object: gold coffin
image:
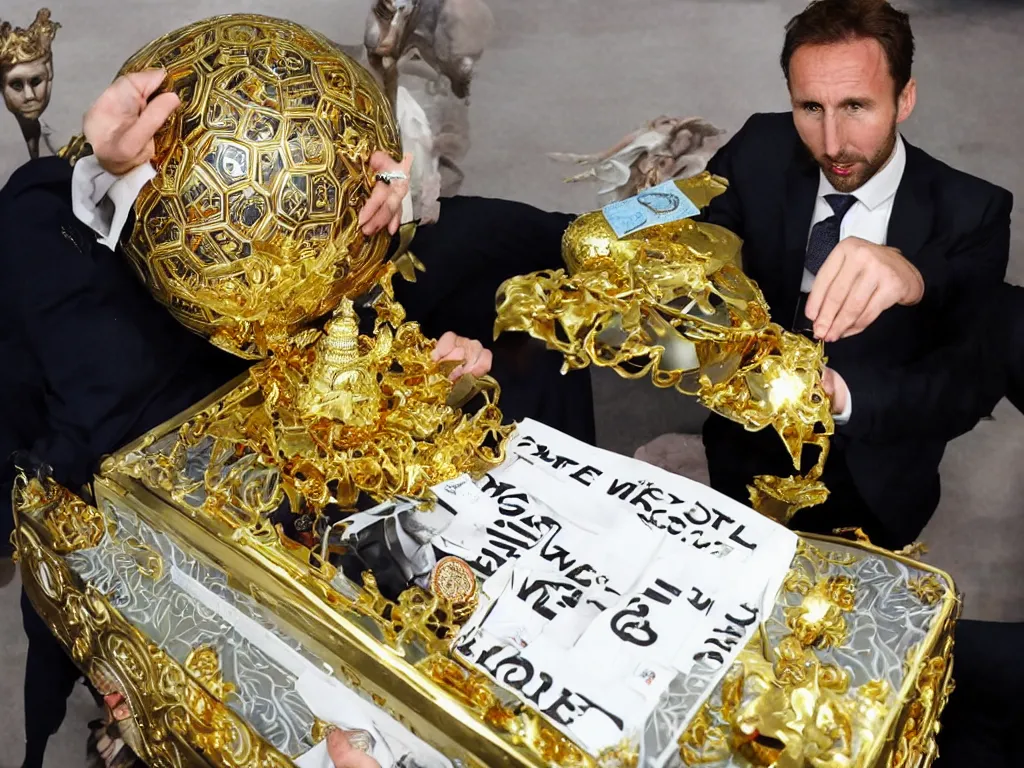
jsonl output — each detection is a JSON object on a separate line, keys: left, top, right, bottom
{"left": 13, "top": 379, "right": 958, "bottom": 768}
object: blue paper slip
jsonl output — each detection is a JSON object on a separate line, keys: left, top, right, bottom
{"left": 601, "top": 180, "right": 701, "bottom": 238}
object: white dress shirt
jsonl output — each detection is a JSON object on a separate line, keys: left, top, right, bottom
{"left": 800, "top": 134, "right": 907, "bottom": 425}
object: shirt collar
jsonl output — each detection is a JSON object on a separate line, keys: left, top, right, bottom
{"left": 817, "top": 134, "right": 906, "bottom": 211}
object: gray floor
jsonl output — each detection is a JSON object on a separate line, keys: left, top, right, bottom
{"left": 1, "top": 0, "right": 1023, "bottom": 764}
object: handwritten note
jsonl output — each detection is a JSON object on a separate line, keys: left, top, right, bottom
{"left": 602, "top": 180, "right": 701, "bottom": 238}
{"left": 431, "top": 420, "right": 797, "bottom": 765}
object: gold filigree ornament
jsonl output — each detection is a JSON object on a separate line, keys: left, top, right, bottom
{"left": 108, "top": 263, "right": 510, "bottom": 521}
{"left": 494, "top": 173, "right": 833, "bottom": 524}
{"left": 784, "top": 575, "right": 857, "bottom": 650}
{"left": 13, "top": 474, "right": 106, "bottom": 555}
{"left": 0, "top": 8, "right": 59, "bottom": 68}
{"left": 889, "top": 633, "right": 957, "bottom": 768}
{"left": 417, "top": 654, "right": 597, "bottom": 768}
{"left": 907, "top": 575, "right": 944, "bottom": 607}
{"left": 679, "top": 644, "right": 891, "bottom": 768}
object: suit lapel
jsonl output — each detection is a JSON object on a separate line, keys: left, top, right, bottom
{"left": 780, "top": 147, "right": 819, "bottom": 320}
{"left": 886, "top": 142, "right": 933, "bottom": 261}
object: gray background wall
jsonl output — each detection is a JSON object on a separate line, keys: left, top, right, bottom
{"left": 1, "top": 1, "right": 1021, "bottom": 764}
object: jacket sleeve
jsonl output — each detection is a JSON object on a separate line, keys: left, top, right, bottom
{"left": 916, "top": 187, "right": 1012, "bottom": 311}
{"left": 838, "top": 186, "right": 1012, "bottom": 443}
{"left": 0, "top": 198, "right": 156, "bottom": 489}
{"left": 700, "top": 115, "right": 759, "bottom": 239}
{"left": 838, "top": 285, "right": 1010, "bottom": 444}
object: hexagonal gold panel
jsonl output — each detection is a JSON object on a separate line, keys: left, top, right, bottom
{"left": 117, "top": 14, "right": 400, "bottom": 358}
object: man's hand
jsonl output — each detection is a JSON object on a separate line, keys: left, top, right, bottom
{"left": 358, "top": 151, "right": 413, "bottom": 236}
{"left": 326, "top": 730, "right": 379, "bottom": 768}
{"left": 821, "top": 367, "right": 850, "bottom": 416}
{"left": 84, "top": 69, "right": 180, "bottom": 176}
{"left": 805, "top": 236, "right": 925, "bottom": 342}
{"left": 432, "top": 331, "right": 493, "bottom": 380}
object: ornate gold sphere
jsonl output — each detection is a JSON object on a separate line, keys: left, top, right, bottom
{"left": 118, "top": 14, "right": 401, "bottom": 358}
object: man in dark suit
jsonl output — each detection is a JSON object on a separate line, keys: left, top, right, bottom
{"left": 699, "top": 0, "right": 1013, "bottom": 549}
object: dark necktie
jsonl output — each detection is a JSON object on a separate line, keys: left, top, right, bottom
{"left": 805, "top": 193, "right": 857, "bottom": 275}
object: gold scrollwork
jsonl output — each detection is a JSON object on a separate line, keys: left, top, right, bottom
{"left": 907, "top": 575, "right": 944, "bottom": 607}
{"left": 679, "top": 537, "right": 957, "bottom": 768}
{"left": 15, "top": 475, "right": 106, "bottom": 554}
{"left": 784, "top": 575, "right": 857, "bottom": 650}
{"left": 13, "top": 522, "right": 291, "bottom": 768}
{"left": 123, "top": 536, "right": 165, "bottom": 581}
{"left": 418, "top": 655, "right": 595, "bottom": 768}
{"left": 888, "top": 629, "right": 957, "bottom": 768}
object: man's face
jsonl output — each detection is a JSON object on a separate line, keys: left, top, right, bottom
{"left": 2, "top": 57, "right": 53, "bottom": 120}
{"left": 789, "top": 37, "right": 915, "bottom": 192}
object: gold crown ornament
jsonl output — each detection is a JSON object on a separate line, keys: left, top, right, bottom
{"left": 113, "top": 14, "right": 402, "bottom": 358}
{"left": 0, "top": 9, "right": 59, "bottom": 69}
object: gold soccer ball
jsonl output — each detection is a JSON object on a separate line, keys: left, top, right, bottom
{"left": 118, "top": 14, "right": 401, "bottom": 358}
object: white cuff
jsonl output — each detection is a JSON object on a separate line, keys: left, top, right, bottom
{"left": 71, "top": 155, "right": 156, "bottom": 250}
{"left": 400, "top": 184, "right": 414, "bottom": 225}
{"left": 834, "top": 391, "right": 853, "bottom": 425}
{"left": 72, "top": 150, "right": 413, "bottom": 251}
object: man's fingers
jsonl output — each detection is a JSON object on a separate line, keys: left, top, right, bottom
{"left": 368, "top": 149, "right": 398, "bottom": 172}
{"left": 446, "top": 346, "right": 471, "bottom": 380}
{"left": 822, "top": 274, "right": 877, "bottom": 342}
{"left": 804, "top": 245, "right": 846, "bottom": 321}
{"left": 358, "top": 181, "right": 393, "bottom": 230}
{"left": 432, "top": 331, "right": 458, "bottom": 361}
{"left": 432, "top": 334, "right": 492, "bottom": 380}
{"left": 368, "top": 149, "right": 412, "bottom": 174}
{"left": 124, "top": 69, "right": 169, "bottom": 100}
{"left": 443, "top": 347, "right": 468, "bottom": 364}
{"left": 820, "top": 367, "right": 836, "bottom": 397}
{"left": 452, "top": 343, "right": 492, "bottom": 380}
{"left": 127, "top": 143, "right": 156, "bottom": 171}
{"left": 121, "top": 91, "right": 180, "bottom": 154}
{"left": 812, "top": 262, "right": 861, "bottom": 340}
{"left": 841, "top": 290, "right": 890, "bottom": 339}
{"left": 360, "top": 151, "right": 412, "bottom": 234}
{"left": 358, "top": 181, "right": 390, "bottom": 224}
{"left": 362, "top": 151, "right": 412, "bottom": 233}
{"left": 469, "top": 348, "right": 493, "bottom": 377}
{"left": 458, "top": 340, "right": 482, "bottom": 373}
{"left": 325, "top": 730, "right": 379, "bottom": 768}
{"left": 145, "top": 91, "right": 181, "bottom": 123}
{"left": 363, "top": 196, "right": 398, "bottom": 235}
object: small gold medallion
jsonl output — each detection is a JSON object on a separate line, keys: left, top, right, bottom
{"left": 430, "top": 556, "right": 478, "bottom": 621}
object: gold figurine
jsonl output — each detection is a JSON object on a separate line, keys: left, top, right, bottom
{"left": 298, "top": 298, "right": 383, "bottom": 425}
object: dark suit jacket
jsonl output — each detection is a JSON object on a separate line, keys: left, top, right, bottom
{"left": 701, "top": 112, "right": 1012, "bottom": 543}
{"left": 0, "top": 157, "right": 247, "bottom": 508}
{"left": 1003, "top": 283, "right": 1024, "bottom": 414}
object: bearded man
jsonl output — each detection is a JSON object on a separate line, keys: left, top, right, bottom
{"left": 698, "top": 0, "right": 1013, "bottom": 549}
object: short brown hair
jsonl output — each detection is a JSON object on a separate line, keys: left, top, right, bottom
{"left": 781, "top": 0, "right": 915, "bottom": 95}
